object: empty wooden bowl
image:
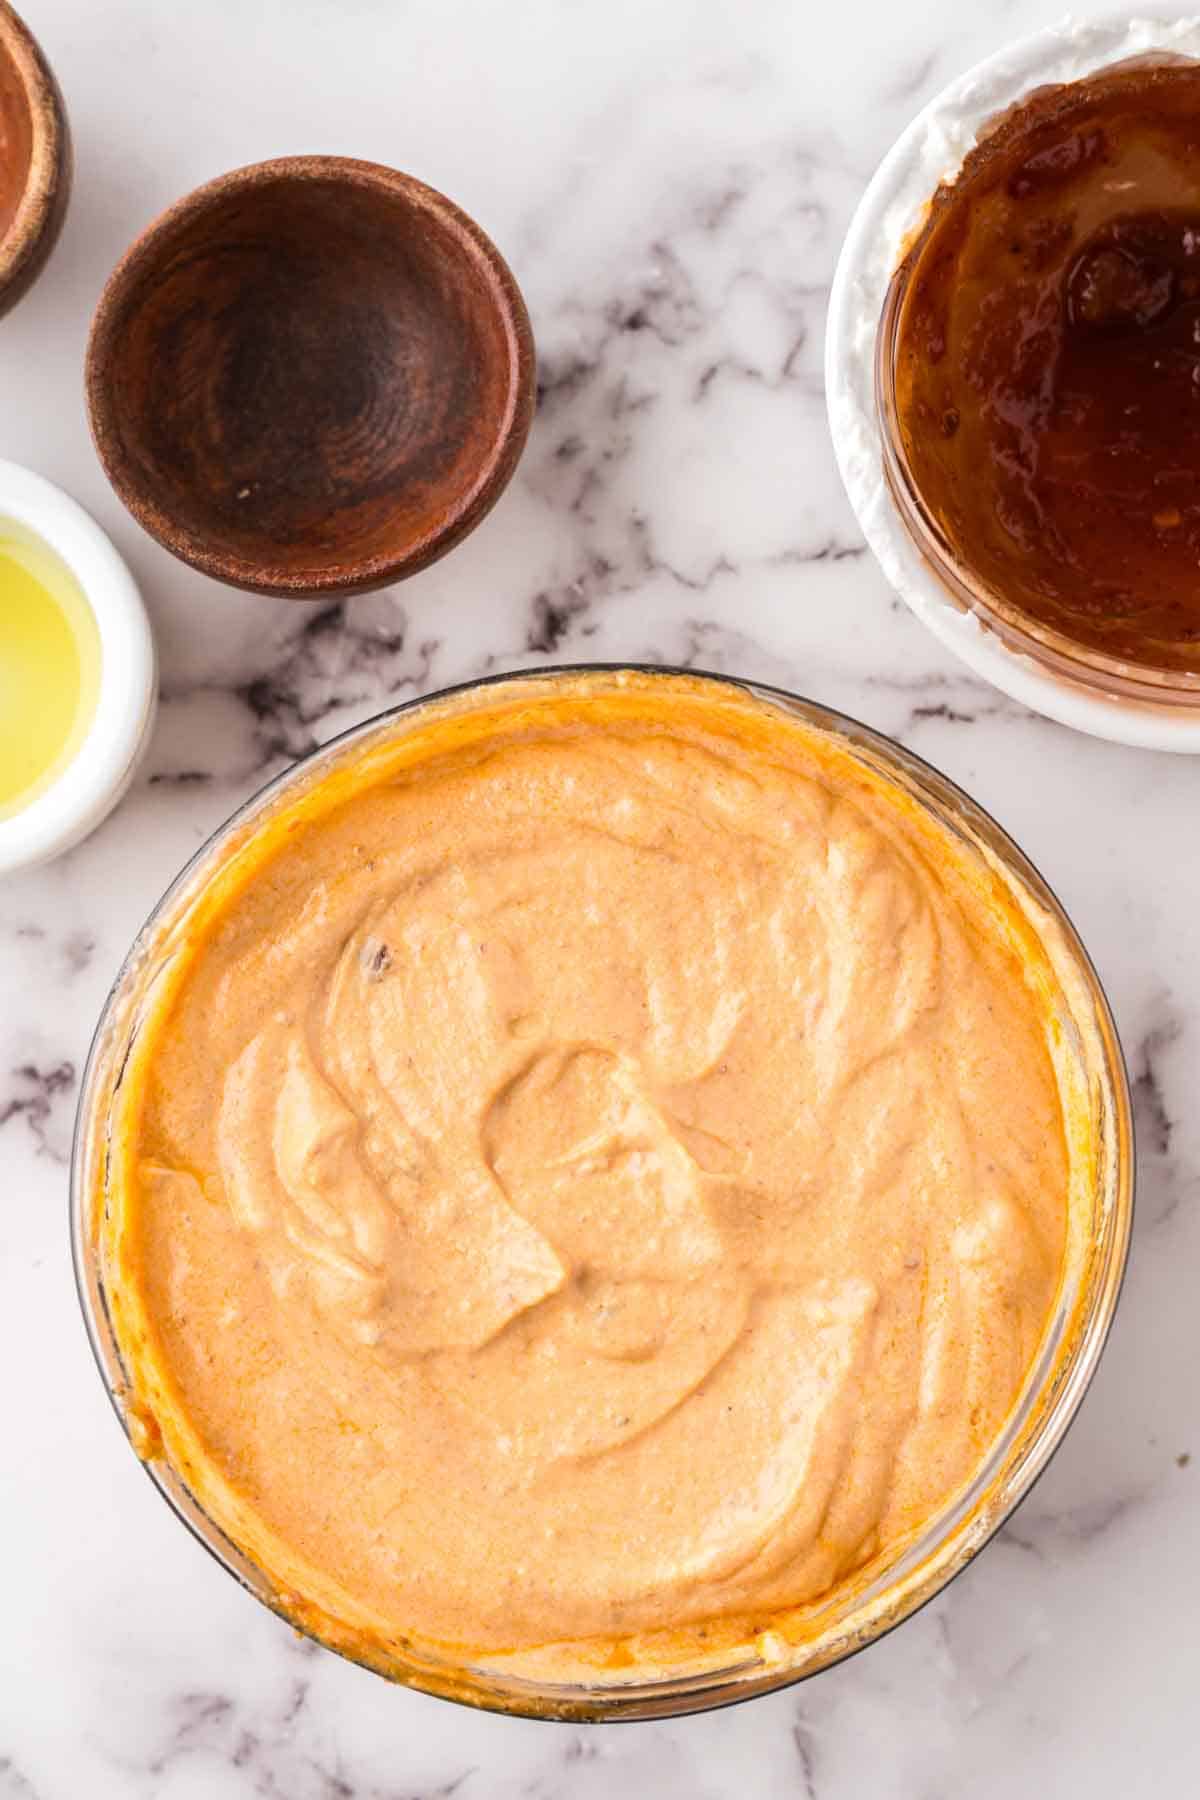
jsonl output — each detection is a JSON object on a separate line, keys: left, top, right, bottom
{"left": 0, "top": 1, "right": 70, "bottom": 319}
{"left": 86, "top": 157, "right": 536, "bottom": 596}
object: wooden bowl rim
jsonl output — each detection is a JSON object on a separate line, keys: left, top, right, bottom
{"left": 0, "top": 1, "right": 69, "bottom": 298}
{"left": 85, "top": 155, "right": 537, "bottom": 596}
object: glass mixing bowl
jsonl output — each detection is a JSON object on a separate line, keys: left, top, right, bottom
{"left": 71, "top": 665, "right": 1133, "bottom": 1721}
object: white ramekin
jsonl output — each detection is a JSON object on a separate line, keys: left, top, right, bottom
{"left": 826, "top": 14, "right": 1200, "bottom": 753}
{"left": 0, "top": 460, "right": 155, "bottom": 873}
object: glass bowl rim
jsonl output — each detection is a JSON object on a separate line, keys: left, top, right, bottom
{"left": 70, "top": 660, "right": 1135, "bottom": 1722}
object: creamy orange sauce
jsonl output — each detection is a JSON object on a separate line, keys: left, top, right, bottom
{"left": 106, "top": 674, "right": 1069, "bottom": 1674}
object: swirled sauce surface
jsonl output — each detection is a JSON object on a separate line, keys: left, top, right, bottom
{"left": 110, "top": 675, "right": 1068, "bottom": 1668}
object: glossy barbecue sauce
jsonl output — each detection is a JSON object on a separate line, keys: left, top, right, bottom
{"left": 892, "top": 62, "right": 1200, "bottom": 675}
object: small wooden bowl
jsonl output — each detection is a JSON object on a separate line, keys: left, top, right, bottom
{"left": 86, "top": 158, "right": 535, "bottom": 597}
{"left": 0, "top": 1, "right": 71, "bottom": 319}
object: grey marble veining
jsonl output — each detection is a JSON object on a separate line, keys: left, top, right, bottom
{"left": 1, "top": 1, "right": 1197, "bottom": 1795}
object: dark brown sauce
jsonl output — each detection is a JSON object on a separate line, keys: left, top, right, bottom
{"left": 893, "top": 62, "right": 1200, "bottom": 675}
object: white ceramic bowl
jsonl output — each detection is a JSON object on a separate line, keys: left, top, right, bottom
{"left": 826, "top": 14, "right": 1200, "bottom": 753}
{"left": 0, "top": 460, "right": 155, "bottom": 873}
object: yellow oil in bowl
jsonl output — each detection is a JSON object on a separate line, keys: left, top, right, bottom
{"left": 0, "top": 527, "right": 102, "bottom": 819}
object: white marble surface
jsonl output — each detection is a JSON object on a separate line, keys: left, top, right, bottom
{"left": 1, "top": 1, "right": 1196, "bottom": 1794}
